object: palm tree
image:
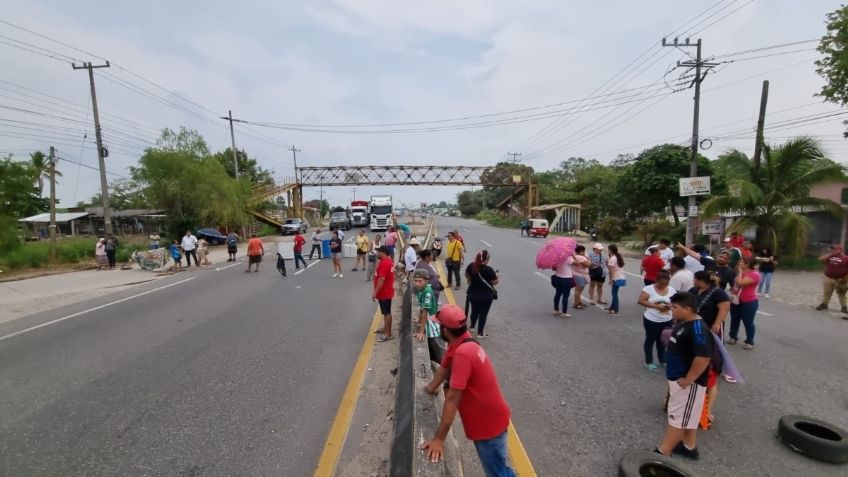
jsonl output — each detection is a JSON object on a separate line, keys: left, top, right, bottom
{"left": 29, "top": 150, "right": 61, "bottom": 196}
{"left": 701, "top": 137, "right": 846, "bottom": 257}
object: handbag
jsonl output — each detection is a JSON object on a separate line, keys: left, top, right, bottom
{"left": 614, "top": 278, "right": 627, "bottom": 287}
{"left": 478, "top": 271, "right": 499, "bottom": 300}
{"left": 589, "top": 265, "right": 604, "bottom": 280}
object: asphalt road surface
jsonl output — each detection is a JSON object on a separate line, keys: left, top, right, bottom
{"left": 436, "top": 217, "right": 848, "bottom": 477}
{"left": 0, "top": 252, "right": 377, "bottom": 476}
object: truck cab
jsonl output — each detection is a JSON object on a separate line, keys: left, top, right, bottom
{"left": 369, "top": 196, "right": 393, "bottom": 231}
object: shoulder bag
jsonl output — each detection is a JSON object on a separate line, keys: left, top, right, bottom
{"left": 477, "top": 270, "right": 498, "bottom": 300}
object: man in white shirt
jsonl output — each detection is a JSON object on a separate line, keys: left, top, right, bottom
{"left": 669, "top": 256, "right": 695, "bottom": 292}
{"left": 181, "top": 230, "right": 199, "bottom": 268}
{"left": 404, "top": 237, "right": 420, "bottom": 282}
{"left": 644, "top": 238, "right": 675, "bottom": 268}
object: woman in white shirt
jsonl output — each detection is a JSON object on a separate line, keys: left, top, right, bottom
{"left": 606, "top": 244, "right": 626, "bottom": 314}
{"left": 551, "top": 255, "right": 575, "bottom": 318}
{"left": 637, "top": 270, "right": 676, "bottom": 372}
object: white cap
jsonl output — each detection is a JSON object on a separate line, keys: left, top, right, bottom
{"left": 593, "top": 243, "right": 604, "bottom": 249}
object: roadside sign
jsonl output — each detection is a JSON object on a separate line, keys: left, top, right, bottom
{"left": 702, "top": 219, "right": 721, "bottom": 235}
{"left": 688, "top": 205, "right": 699, "bottom": 217}
{"left": 512, "top": 175, "right": 523, "bottom": 184}
{"left": 679, "top": 176, "right": 711, "bottom": 196}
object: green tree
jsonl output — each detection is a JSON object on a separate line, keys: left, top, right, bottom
{"left": 456, "top": 190, "right": 485, "bottom": 217}
{"left": 211, "top": 148, "right": 273, "bottom": 184}
{"left": 816, "top": 5, "right": 848, "bottom": 135}
{"left": 86, "top": 178, "right": 149, "bottom": 210}
{"left": 618, "top": 144, "right": 712, "bottom": 223}
{"left": 131, "top": 129, "right": 248, "bottom": 236}
{"left": 0, "top": 156, "right": 47, "bottom": 218}
{"left": 701, "top": 137, "right": 846, "bottom": 257}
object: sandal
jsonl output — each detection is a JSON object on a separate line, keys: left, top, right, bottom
{"left": 377, "top": 335, "right": 394, "bottom": 342}
{"left": 598, "top": 300, "right": 608, "bottom": 305}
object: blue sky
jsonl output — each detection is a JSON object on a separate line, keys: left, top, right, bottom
{"left": 0, "top": 0, "right": 845, "bottom": 209}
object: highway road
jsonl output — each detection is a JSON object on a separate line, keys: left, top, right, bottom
{"left": 2, "top": 218, "right": 847, "bottom": 476}
{"left": 435, "top": 217, "right": 848, "bottom": 477}
{"left": 0, "top": 254, "right": 377, "bottom": 476}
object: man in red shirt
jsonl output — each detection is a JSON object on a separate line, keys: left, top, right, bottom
{"left": 817, "top": 244, "right": 848, "bottom": 313}
{"left": 641, "top": 247, "right": 666, "bottom": 286}
{"left": 372, "top": 245, "right": 395, "bottom": 342}
{"left": 728, "top": 232, "right": 745, "bottom": 249}
{"left": 293, "top": 231, "right": 307, "bottom": 269}
{"left": 422, "top": 304, "right": 515, "bottom": 477}
{"left": 246, "top": 234, "right": 264, "bottom": 273}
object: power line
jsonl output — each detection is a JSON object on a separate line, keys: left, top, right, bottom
{"left": 710, "top": 39, "right": 820, "bottom": 59}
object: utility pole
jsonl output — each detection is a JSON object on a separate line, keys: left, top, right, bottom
{"left": 289, "top": 145, "right": 302, "bottom": 218}
{"left": 353, "top": 186, "right": 357, "bottom": 202}
{"left": 72, "top": 61, "right": 112, "bottom": 234}
{"left": 219, "top": 109, "right": 245, "bottom": 179}
{"left": 506, "top": 152, "right": 522, "bottom": 217}
{"left": 48, "top": 146, "right": 57, "bottom": 246}
{"left": 752, "top": 80, "right": 770, "bottom": 170}
{"left": 663, "top": 38, "right": 717, "bottom": 245}
{"left": 507, "top": 152, "right": 522, "bottom": 164}
{"left": 289, "top": 144, "right": 301, "bottom": 179}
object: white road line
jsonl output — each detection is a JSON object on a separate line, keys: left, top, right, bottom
{"left": 624, "top": 270, "right": 642, "bottom": 279}
{"left": 0, "top": 277, "right": 197, "bottom": 343}
{"left": 480, "top": 239, "right": 493, "bottom": 248}
{"left": 757, "top": 311, "right": 774, "bottom": 316}
{"left": 295, "top": 259, "right": 322, "bottom": 275}
{"left": 215, "top": 260, "right": 242, "bottom": 271}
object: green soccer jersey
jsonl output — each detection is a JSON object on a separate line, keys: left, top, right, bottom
{"left": 416, "top": 284, "right": 440, "bottom": 338}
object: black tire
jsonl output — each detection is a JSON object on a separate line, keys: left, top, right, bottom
{"left": 777, "top": 415, "right": 848, "bottom": 464}
{"left": 618, "top": 450, "right": 694, "bottom": 477}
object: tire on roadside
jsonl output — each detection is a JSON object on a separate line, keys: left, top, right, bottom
{"left": 618, "top": 450, "right": 695, "bottom": 477}
{"left": 777, "top": 415, "right": 848, "bottom": 464}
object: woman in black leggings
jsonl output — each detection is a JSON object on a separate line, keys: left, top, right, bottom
{"left": 464, "top": 250, "right": 499, "bottom": 338}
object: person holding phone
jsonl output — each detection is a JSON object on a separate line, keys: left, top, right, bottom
{"left": 638, "top": 270, "right": 676, "bottom": 372}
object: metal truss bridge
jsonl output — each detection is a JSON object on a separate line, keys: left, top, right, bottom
{"left": 296, "top": 165, "right": 531, "bottom": 186}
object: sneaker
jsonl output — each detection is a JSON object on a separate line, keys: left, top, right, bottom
{"left": 743, "top": 343, "right": 755, "bottom": 350}
{"left": 726, "top": 338, "right": 738, "bottom": 345}
{"left": 645, "top": 363, "right": 659, "bottom": 372}
{"left": 842, "top": 306, "right": 847, "bottom": 313}
{"left": 454, "top": 286, "right": 460, "bottom": 290}
{"left": 352, "top": 268, "right": 358, "bottom": 272}
{"left": 332, "top": 273, "right": 338, "bottom": 278}
{"left": 476, "top": 332, "right": 488, "bottom": 338}
{"left": 339, "top": 274, "right": 344, "bottom": 278}
{"left": 816, "top": 303, "right": 828, "bottom": 311}
{"left": 672, "top": 442, "right": 700, "bottom": 460}
{"left": 469, "top": 327, "right": 475, "bottom": 332}
{"left": 559, "top": 313, "right": 572, "bottom": 318}
{"left": 723, "top": 374, "right": 737, "bottom": 384}
{"left": 763, "top": 293, "right": 770, "bottom": 298}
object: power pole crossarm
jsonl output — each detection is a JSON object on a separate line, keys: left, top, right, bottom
{"left": 73, "top": 61, "right": 112, "bottom": 234}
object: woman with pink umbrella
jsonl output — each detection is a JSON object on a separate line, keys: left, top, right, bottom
{"left": 537, "top": 237, "right": 577, "bottom": 318}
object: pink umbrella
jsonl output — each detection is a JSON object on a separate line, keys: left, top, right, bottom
{"left": 536, "top": 237, "right": 577, "bottom": 269}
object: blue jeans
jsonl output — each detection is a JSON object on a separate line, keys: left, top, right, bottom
{"left": 552, "top": 276, "right": 574, "bottom": 313}
{"left": 610, "top": 280, "right": 624, "bottom": 312}
{"left": 730, "top": 300, "right": 758, "bottom": 345}
{"left": 293, "top": 253, "right": 307, "bottom": 269}
{"left": 473, "top": 431, "right": 516, "bottom": 477}
{"left": 758, "top": 272, "right": 774, "bottom": 294}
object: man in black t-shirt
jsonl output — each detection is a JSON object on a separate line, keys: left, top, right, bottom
{"left": 714, "top": 251, "right": 736, "bottom": 290}
{"left": 656, "top": 292, "right": 713, "bottom": 460}
{"left": 689, "top": 270, "right": 731, "bottom": 419}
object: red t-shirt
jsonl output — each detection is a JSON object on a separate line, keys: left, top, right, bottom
{"left": 247, "top": 237, "right": 263, "bottom": 256}
{"left": 374, "top": 257, "right": 395, "bottom": 300}
{"left": 440, "top": 333, "right": 511, "bottom": 441}
{"left": 293, "top": 234, "right": 305, "bottom": 253}
{"left": 641, "top": 255, "right": 665, "bottom": 281}
{"left": 825, "top": 254, "right": 848, "bottom": 279}
{"left": 729, "top": 235, "right": 745, "bottom": 248}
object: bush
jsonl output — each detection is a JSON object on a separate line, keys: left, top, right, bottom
{"left": 475, "top": 210, "right": 524, "bottom": 228}
{"left": 0, "top": 236, "right": 149, "bottom": 271}
{"left": 597, "top": 217, "right": 628, "bottom": 242}
{"left": 258, "top": 223, "right": 279, "bottom": 237}
{"left": 0, "top": 215, "right": 23, "bottom": 252}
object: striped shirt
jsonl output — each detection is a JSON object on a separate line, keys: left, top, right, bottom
{"left": 416, "top": 284, "right": 441, "bottom": 338}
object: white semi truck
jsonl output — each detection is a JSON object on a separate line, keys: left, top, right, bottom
{"left": 369, "top": 195, "right": 393, "bottom": 231}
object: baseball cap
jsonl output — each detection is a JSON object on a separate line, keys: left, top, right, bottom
{"left": 434, "top": 304, "right": 467, "bottom": 328}
{"left": 412, "top": 269, "right": 429, "bottom": 280}
{"left": 593, "top": 243, "right": 604, "bottom": 249}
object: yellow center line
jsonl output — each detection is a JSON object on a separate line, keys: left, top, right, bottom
{"left": 435, "top": 258, "right": 537, "bottom": 477}
{"left": 314, "top": 308, "right": 383, "bottom": 477}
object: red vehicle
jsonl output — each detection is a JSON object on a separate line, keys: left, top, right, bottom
{"left": 528, "top": 219, "right": 549, "bottom": 238}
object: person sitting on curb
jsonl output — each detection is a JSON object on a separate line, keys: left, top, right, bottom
{"left": 422, "top": 304, "right": 516, "bottom": 477}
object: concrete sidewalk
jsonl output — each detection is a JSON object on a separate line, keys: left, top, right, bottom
{"left": 0, "top": 238, "right": 289, "bottom": 325}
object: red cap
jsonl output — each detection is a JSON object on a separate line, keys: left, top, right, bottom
{"left": 434, "top": 304, "right": 467, "bottom": 328}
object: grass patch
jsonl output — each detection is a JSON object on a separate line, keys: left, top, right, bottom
{"left": 258, "top": 223, "right": 279, "bottom": 237}
{"left": 0, "top": 237, "right": 148, "bottom": 271}
{"left": 475, "top": 210, "right": 524, "bottom": 229}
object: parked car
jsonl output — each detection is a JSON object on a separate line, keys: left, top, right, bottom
{"left": 282, "top": 218, "right": 309, "bottom": 235}
{"left": 197, "top": 228, "right": 228, "bottom": 245}
{"left": 329, "top": 212, "right": 352, "bottom": 230}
